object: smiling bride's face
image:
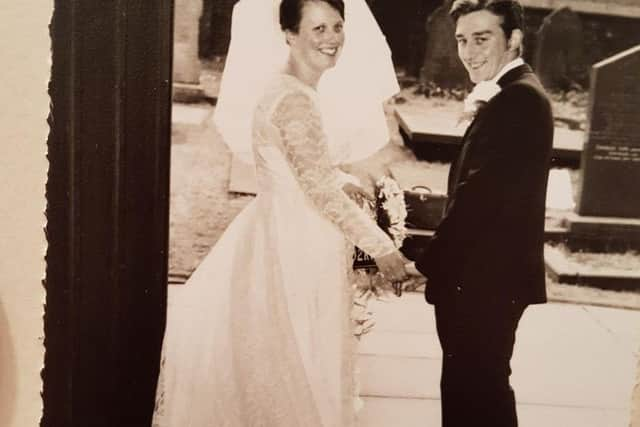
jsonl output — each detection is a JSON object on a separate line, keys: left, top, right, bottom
{"left": 285, "top": 1, "right": 345, "bottom": 77}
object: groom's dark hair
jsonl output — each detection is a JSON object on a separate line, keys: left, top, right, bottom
{"left": 450, "top": 0, "right": 524, "bottom": 40}
{"left": 280, "top": 0, "right": 345, "bottom": 33}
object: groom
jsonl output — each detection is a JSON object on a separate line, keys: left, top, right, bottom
{"left": 413, "top": 0, "right": 553, "bottom": 425}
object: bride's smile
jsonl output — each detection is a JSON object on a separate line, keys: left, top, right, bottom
{"left": 318, "top": 46, "right": 339, "bottom": 56}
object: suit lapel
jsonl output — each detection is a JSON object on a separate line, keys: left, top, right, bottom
{"left": 447, "top": 63, "right": 535, "bottom": 212}
{"left": 447, "top": 64, "right": 532, "bottom": 210}
{"left": 447, "top": 104, "right": 485, "bottom": 205}
{"left": 448, "top": 119, "right": 475, "bottom": 195}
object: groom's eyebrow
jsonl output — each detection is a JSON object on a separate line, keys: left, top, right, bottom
{"left": 471, "top": 30, "right": 492, "bottom": 37}
{"left": 455, "top": 30, "right": 492, "bottom": 39}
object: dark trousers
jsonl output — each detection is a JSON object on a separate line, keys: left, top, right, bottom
{"left": 434, "top": 292, "right": 526, "bottom": 427}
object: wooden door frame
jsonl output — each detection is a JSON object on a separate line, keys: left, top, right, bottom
{"left": 43, "top": 1, "right": 174, "bottom": 425}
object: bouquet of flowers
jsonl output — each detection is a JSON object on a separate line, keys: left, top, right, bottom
{"left": 351, "top": 175, "right": 408, "bottom": 338}
{"left": 351, "top": 175, "right": 408, "bottom": 272}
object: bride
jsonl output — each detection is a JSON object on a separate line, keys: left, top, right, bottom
{"left": 153, "top": 0, "right": 407, "bottom": 425}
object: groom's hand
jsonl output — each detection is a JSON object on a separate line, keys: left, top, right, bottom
{"left": 376, "top": 251, "right": 408, "bottom": 281}
{"left": 391, "top": 262, "right": 426, "bottom": 297}
{"left": 404, "top": 262, "right": 424, "bottom": 278}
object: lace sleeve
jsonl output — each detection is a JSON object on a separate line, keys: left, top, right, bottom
{"left": 272, "top": 90, "right": 396, "bottom": 258}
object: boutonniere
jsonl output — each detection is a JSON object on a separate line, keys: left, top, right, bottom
{"left": 458, "top": 81, "right": 502, "bottom": 125}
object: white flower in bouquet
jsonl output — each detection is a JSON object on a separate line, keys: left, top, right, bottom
{"left": 376, "top": 176, "right": 408, "bottom": 248}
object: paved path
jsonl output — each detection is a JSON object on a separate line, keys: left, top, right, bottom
{"left": 357, "top": 293, "right": 640, "bottom": 427}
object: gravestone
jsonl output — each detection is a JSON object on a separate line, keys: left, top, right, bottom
{"left": 576, "top": 45, "right": 640, "bottom": 218}
{"left": 173, "top": 0, "right": 202, "bottom": 85}
{"left": 533, "top": 7, "right": 588, "bottom": 90}
{"left": 420, "top": 4, "right": 468, "bottom": 88}
{"left": 405, "top": 0, "right": 441, "bottom": 78}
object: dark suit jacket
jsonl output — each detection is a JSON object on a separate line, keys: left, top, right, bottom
{"left": 416, "top": 64, "right": 553, "bottom": 305}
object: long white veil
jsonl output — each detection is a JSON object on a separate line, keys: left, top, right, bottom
{"left": 213, "top": 0, "right": 399, "bottom": 165}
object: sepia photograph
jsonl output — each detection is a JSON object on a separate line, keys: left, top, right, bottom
{"left": 1, "top": 0, "right": 640, "bottom": 426}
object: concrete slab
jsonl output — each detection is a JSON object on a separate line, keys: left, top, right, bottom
{"left": 582, "top": 305, "right": 640, "bottom": 355}
{"left": 395, "top": 107, "right": 584, "bottom": 165}
{"left": 358, "top": 331, "right": 441, "bottom": 359}
{"left": 171, "top": 104, "right": 211, "bottom": 126}
{"left": 358, "top": 397, "right": 441, "bottom": 427}
{"left": 358, "top": 397, "right": 629, "bottom": 427}
{"left": 516, "top": 403, "right": 628, "bottom": 427}
{"left": 513, "top": 303, "right": 635, "bottom": 409}
{"left": 395, "top": 108, "right": 464, "bottom": 145}
{"left": 366, "top": 295, "right": 435, "bottom": 334}
{"left": 358, "top": 354, "right": 441, "bottom": 399}
{"left": 358, "top": 295, "right": 639, "bottom": 426}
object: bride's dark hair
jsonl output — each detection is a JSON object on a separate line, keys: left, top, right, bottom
{"left": 280, "top": 0, "right": 345, "bottom": 33}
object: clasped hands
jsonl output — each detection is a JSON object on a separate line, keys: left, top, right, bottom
{"left": 375, "top": 250, "right": 425, "bottom": 297}
{"left": 343, "top": 180, "right": 425, "bottom": 296}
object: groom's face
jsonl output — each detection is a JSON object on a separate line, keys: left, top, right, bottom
{"left": 455, "top": 10, "right": 513, "bottom": 83}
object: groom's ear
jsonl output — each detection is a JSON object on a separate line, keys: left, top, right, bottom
{"left": 507, "top": 29, "right": 524, "bottom": 54}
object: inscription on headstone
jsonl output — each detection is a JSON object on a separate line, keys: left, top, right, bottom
{"left": 420, "top": 4, "right": 468, "bottom": 88}
{"left": 533, "top": 7, "right": 587, "bottom": 90}
{"left": 577, "top": 45, "right": 640, "bottom": 218}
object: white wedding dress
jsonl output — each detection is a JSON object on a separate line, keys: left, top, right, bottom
{"left": 153, "top": 74, "right": 396, "bottom": 427}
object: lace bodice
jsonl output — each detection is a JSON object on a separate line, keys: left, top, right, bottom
{"left": 252, "top": 74, "right": 396, "bottom": 259}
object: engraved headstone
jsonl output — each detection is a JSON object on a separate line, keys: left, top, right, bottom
{"left": 420, "top": 4, "right": 468, "bottom": 88}
{"left": 577, "top": 45, "right": 640, "bottom": 218}
{"left": 533, "top": 7, "right": 587, "bottom": 90}
{"left": 405, "top": 0, "right": 440, "bottom": 78}
{"left": 173, "top": 0, "right": 203, "bottom": 84}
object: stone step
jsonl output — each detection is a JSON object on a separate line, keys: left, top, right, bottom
{"left": 545, "top": 245, "right": 640, "bottom": 291}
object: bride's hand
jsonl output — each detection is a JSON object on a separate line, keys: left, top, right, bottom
{"left": 375, "top": 250, "right": 409, "bottom": 287}
{"left": 342, "top": 182, "right": 374, "bottom": 207}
